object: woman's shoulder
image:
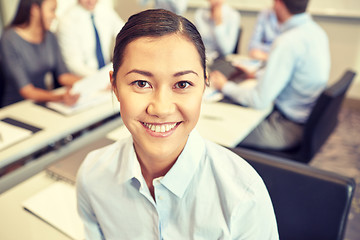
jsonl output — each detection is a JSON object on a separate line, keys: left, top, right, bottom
{"left": 1, "top": 28, "right": 18, "bottom": 43}
{"left": 204, "top": 139, "right": 261, "bottom": 184}
{"left": 78, "top": 137, "right": 131, "bottom": 176}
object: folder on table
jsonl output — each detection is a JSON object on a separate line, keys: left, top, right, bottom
{"left": 0, "top": 117, "right": 42, "bottom": 151}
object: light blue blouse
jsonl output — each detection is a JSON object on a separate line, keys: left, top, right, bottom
{"left": 223, "top": 13, "right": 330, "bottom": 124}
{"left": 76, "top": 130, "right": 278, "bottom": 239}
{"left": 248, "top": 9, "right": 280, "bottom": 53}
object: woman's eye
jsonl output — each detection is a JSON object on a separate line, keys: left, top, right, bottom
{"left": 175, "top": 81, "right": 191, "bottom": 89}
{"left": 133, "top": 80, "right": 150, "bottom": 88}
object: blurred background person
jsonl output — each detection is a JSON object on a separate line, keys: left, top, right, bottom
{"left": 248, "top": 8, "right": 280, "bottom": 61}
{"left": 139, "top": 0, "right": 189, "bottom": 15}
{"left": 210, "top": 0, "right": 330, "bottom": 151}
{"left": 56, "top": 0, "right": 124, "bottom": 77}
{"left": 0, "top": 0, "right": 80, "bottom": 107}
{"left": 194, "top": 0, "right": 241, "bottom": 61}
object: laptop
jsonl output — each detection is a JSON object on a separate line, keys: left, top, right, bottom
{"left": 209, "top": 57, "right": 247, "bottom": 83}
{"left": 46, "top": 137, "right": 114, "bottom": 184}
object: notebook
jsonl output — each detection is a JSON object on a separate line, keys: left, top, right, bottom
{"left": 23, "top": 181, "right": 85, "bottom": 240}
{"left": 23, "top": 137, "right": 115, "bottom": 240}
{"left": 0, "top": 117, "right": 42, "bottom": 151}
{"left": 46, "top": 137, "right": 114, "bottom": 184}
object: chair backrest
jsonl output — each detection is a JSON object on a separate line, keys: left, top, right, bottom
{"left": 297, "top": 70, "right": 356, "bottom": 162}
{"left": 0, "top": 55, "right": 5, "bottom": 107}
{"left": 232, "top": 26, "right": 242, "bottom": 54}
{"left": 231, "top": 147, "right": 356, "bottom": 240}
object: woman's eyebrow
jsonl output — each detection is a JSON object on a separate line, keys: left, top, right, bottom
{"left": 126, "top": 69, "right": 153, "bottom": 77}
{"left": 173, "top": 70, "right": 199, "bottom": 77}
{"left": 126, "top": 69, "right": 199, "bottom": 77}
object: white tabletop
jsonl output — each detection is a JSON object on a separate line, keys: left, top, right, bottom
{"left": 197, "top": 101, "right": 271, "bottom": 147}
{"left": 0, "top": 97, "right": 120, "bottom": 169}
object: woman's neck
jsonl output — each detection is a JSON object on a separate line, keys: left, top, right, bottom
{"left": 135, "top": 149, "right": 179, "bottom": 200}
{"left": 14, "top": 22, "right": 45, "bottom": 44}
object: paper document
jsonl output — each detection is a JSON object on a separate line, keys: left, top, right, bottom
{"left": 0, "top": 121, "right": 33, "bottom": 151}
{"left": 226, "top": 55, "right": 263, "bottom": 72}
{"left": 46, "top": 64, "right": 114, "bottom": 115}
{"left": 22, "top": 181, "right": 85, "bottom": 240}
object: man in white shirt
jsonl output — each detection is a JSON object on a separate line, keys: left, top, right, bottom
{"left": 56, "top": 0, "right": 124, "bottom": 77}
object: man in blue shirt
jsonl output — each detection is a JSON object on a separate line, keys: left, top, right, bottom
{"left": 210, "top": 0, "right": 330, "bottom": 150}
{"left": 248, "top": 8, "right": 280, "bottom": 61}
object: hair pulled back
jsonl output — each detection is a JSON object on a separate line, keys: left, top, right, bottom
{"left": 112, "top": 9, "right": 207, "bottom": 82}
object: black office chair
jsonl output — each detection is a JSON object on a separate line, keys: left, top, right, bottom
{"left": 233, "top": 26, "right": 242, "bottom": 54}
{"left": 231, "top": 147, "right": 356, "bottom": 240}
{"left": 238, "top": 70, "right": 356, "bottom": 163}
{"left": 0, "top": 56, "right": 5, "bottom": 108}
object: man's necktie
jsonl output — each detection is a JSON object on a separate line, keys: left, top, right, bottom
{"left": 91, "top": 14, "right": 105, "bottom": 69}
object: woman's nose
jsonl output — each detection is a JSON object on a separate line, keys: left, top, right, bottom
{"left": 146, "top": 89, "right": 176, "bottom": 118}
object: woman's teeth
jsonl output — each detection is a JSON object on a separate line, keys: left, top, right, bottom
{"left": 143, "top": 123, "right": 177, "bottom": 133}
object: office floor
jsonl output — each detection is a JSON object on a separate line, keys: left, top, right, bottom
{"left": 310, "top": 101, "right": 360, "bottom": 240}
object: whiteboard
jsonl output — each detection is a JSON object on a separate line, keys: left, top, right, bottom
{"left": 188, "top": 0, "right": 360, "bottom": 18}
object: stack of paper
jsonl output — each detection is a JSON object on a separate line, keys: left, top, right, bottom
{"left": 46, "top": 64, "right": 114, "bottom": 115}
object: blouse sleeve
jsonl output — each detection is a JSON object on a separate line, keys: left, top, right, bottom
{"left": 230, "top": 178, "right": 279, "bottom": 239}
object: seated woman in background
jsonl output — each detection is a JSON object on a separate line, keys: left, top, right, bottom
{"left": 0, "top": 0, "right": 80, "bottom": 107}
{"left": 194, "top": 0, "right": 241, "bottom": 60}
{"left": 76, "top": 9, "right": 278, "bottom": 239}
{"left": 248, "top": 8, "right": 280, "bottom": 61}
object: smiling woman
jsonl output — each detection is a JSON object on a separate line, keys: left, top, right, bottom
{"left": 76, "top": 9, "right": 279, "bottom": 240}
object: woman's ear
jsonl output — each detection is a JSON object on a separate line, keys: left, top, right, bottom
{"left": 109, "top": 71, "right": 120, "bottom": 102}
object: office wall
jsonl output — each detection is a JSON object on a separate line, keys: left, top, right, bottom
{"left": 1, "top": 0, "right": 359, "bottom": 99}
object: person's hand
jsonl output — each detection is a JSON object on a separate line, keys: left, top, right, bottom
{"left": 249, "top": 49, "right": 268, "bottom": 61}
{"left": 210, "top": 70, "right": 228, "bottom": 90}
{"left": 233, "top": 64, "right": 256, "bottom": 79}
{"left": 62, "top": 88, "right": 80, "bottom": 106}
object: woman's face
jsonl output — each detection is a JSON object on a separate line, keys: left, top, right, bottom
{"left": 40, "top": 0, "right": 57, "bottom": 30}
{"left": 111, "top": 34, "right": 205, "bottom": 162}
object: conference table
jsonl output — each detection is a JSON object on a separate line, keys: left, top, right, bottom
{"left": 0, "top": 59, "right": 271, "bottom": 239}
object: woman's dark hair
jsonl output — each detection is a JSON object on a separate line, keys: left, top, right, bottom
{"left": 281, "top": 0, "right": 309, "bottom": 14}
{"left": 10, "top": 0, "right": 44, "bottom": 27}
{"left": 112, "top": 9, "right": 207, "bottom": 84}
